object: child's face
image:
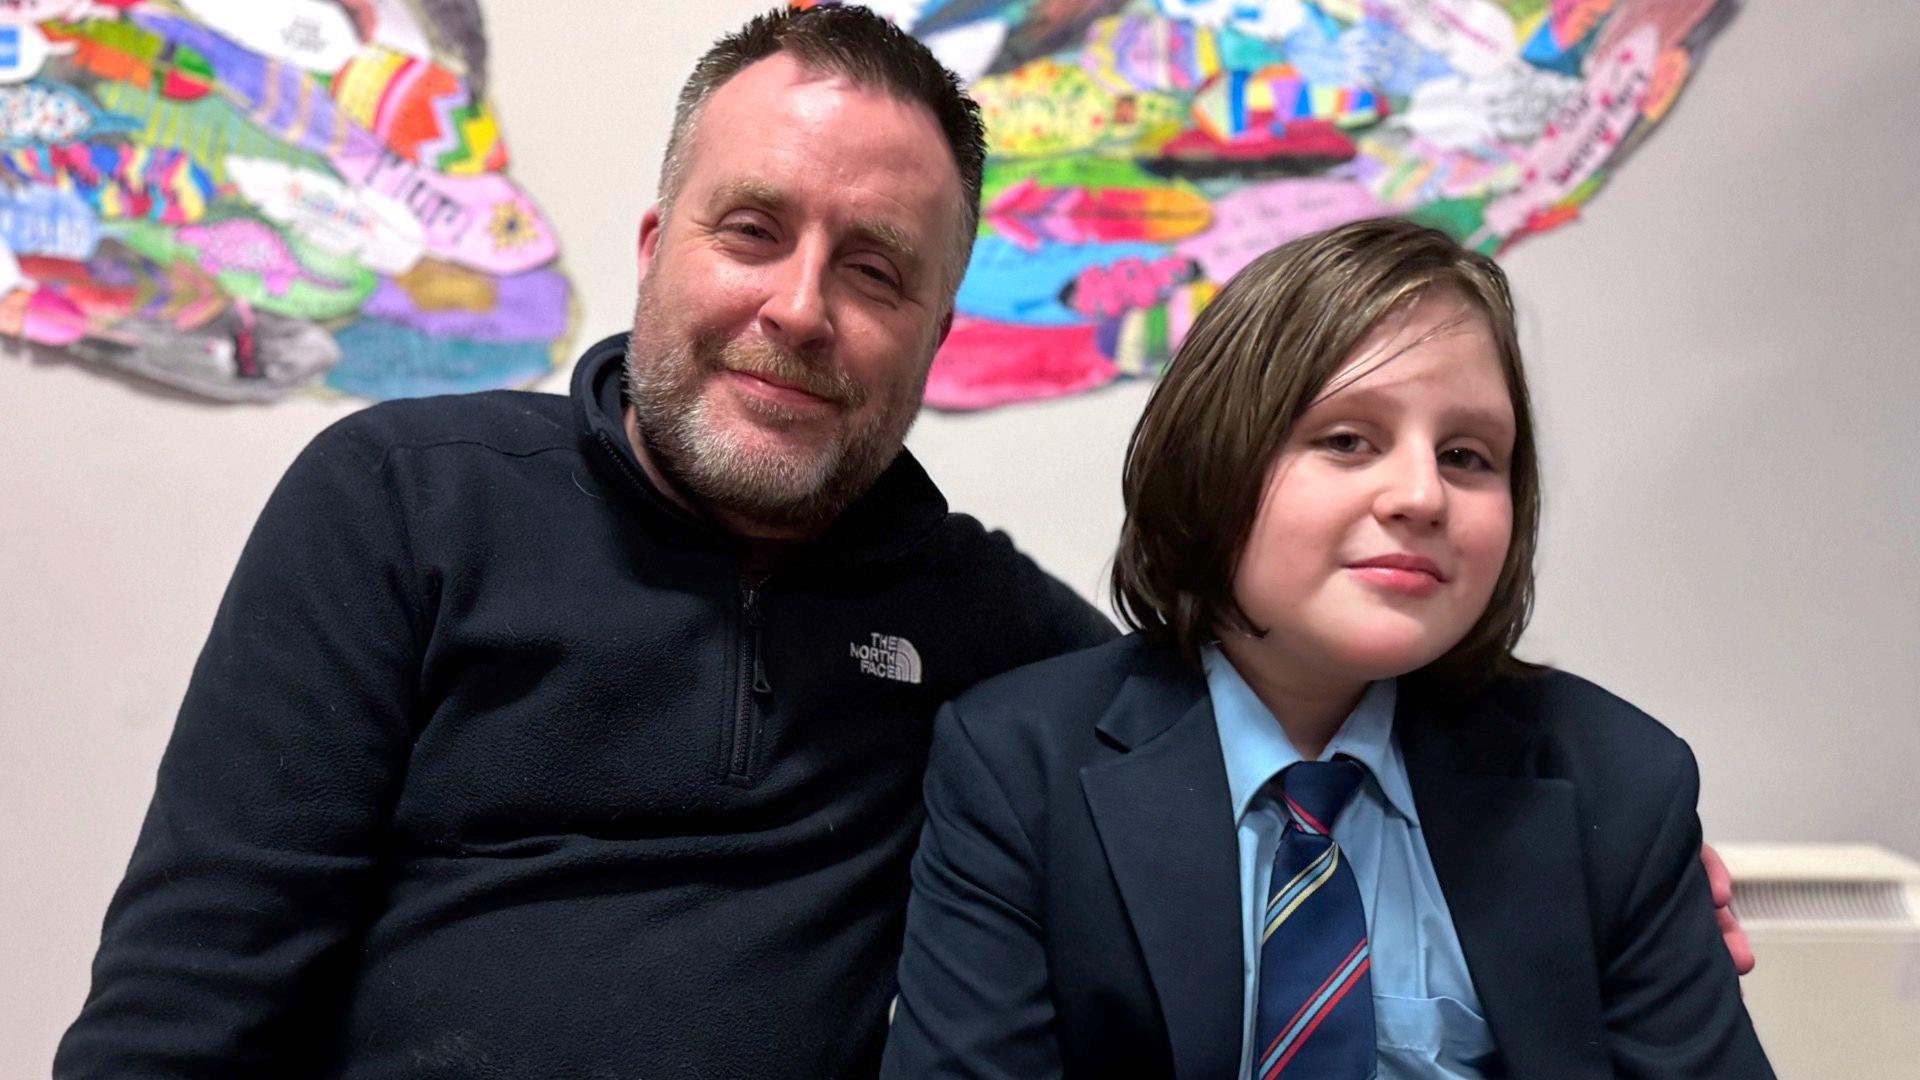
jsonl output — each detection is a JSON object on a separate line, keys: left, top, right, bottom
{"left": 1227, "top": 289, "right": 1516, "bottom": 691}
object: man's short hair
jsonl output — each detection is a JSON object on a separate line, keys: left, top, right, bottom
{"left": 659, "top": 5, "right": 987, "bottom": 294}
{"left": 1110, "top": 217, "right": 1542, "bottom": 695}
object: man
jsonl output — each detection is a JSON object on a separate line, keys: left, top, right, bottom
{"left": 59, "top": 7, "right": 1749, "bottom": 1078}
{"left": 56, "top": 9, "right": 1111, "bottom": 1078}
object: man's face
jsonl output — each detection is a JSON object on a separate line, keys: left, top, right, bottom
{"left": 626, "top": 54, "right": 965, "bottom": 536}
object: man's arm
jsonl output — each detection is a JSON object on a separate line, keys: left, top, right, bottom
{"left": 55, "top": 416, "right": 425, "bottom": 1077}
{"left": 880, "top": 703, "right": 1064, "bottom": 1080}
{"left": 1702, "top": 842, "right": 1756, "bottom": 976}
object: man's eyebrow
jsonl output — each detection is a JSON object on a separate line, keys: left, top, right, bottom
{"left": 706, "top": 179, "right": 789, "bottom": 214}
{"left": 705, "top": 181, "right": 921, "bottom": 276}
{"left": 848, "top": 218, "right": 919, "bottom": 272}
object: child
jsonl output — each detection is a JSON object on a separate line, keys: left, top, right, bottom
{"left": 880, "top": 218, "right": 1772, "bottom": 1078}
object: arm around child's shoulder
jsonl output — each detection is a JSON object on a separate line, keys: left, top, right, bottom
{"left": 1505, "top": 670, "right": 1775, "bottom": 1078}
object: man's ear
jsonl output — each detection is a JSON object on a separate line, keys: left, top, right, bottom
{"left": 934, "top": 308, "right": 954, "bottom": 350}
{"left": 637, "top": 203, "right": 663, "bottom": 278}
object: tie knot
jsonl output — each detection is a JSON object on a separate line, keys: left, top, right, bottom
{"left": 1276, "top": 758, "right": 1365, "bottom": 836}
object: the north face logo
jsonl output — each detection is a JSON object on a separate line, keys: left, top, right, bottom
{"left": 851, "top": 633, "right": 922, "bottom": 684}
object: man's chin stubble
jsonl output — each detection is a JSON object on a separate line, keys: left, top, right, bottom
{"left": 626, "top": 335, "right": 917, "bottom": 534}
{"left": 657, "top": 395, "right": 856, "bottom": 531}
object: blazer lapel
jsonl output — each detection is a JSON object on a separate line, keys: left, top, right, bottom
{"left": 1081, "top": 656, "right": 1244, "bottom": 1080}
{"left": 1399, "top": 688, "right": 1610, "bottom": 1079}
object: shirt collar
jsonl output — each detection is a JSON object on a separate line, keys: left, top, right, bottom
{"left": 1202, "top": 646, "right": 1419, "bottom": 826}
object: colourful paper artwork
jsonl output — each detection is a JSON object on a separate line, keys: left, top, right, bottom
{"left": 807, "top": 0, "right": 1736, "bottom": 410}
{"left": 4, "top": 0, "right": 570, "bottom": 403}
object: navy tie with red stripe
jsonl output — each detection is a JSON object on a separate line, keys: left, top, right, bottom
{"left": 1251, "top": 757, "right": 1374, "bottom": 1079}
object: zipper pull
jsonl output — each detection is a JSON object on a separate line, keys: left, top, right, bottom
{"left": 743, "top": 582, "right": 772, "bottom": 694}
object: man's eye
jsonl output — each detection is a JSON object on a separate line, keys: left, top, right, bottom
{"left": 850, "top": 262, "right": 901, "bottom": 290}
{"left": 724, "top": 221, "right": 773, "bottom": 240}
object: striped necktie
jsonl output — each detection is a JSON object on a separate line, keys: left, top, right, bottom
{"left": 1251, "top": 757, "right": 1374, "bottom": 1079}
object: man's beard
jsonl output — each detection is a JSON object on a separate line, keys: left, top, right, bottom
{"left": 624, "top": 300, "right": 927, "bottom": 535}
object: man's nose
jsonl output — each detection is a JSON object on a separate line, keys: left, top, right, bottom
{"left": 1374, "top": 445, "right": 1447, "bottom": 528}
{"left": 757, "top": 247, "right": 834, "bottom": 354}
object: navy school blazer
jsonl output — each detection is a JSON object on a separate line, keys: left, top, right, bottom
{"left": 879, "top": 634, "right": 1773, "bottom": 1079}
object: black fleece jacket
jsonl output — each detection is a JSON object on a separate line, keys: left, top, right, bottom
{"left": 57, "top": 333, "right": 1116, "bottom": 1079}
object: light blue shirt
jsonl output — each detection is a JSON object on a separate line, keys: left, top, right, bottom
{"left": 1204, "top": 648, "right": 1498, "bottom": 1079}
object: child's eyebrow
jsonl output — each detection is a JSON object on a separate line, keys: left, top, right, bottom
{"left": 1439, "top": 405, "right": 1518, "bottom": 443}
{"left": 1304, "top": 384, "right": 1516, "bottom": 439}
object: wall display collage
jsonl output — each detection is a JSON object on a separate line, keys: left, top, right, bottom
{"left": 0, "top": 0, "right": 570, "bottom": 402}
{"left": 804, "top": 0, "right": 1735, "bottom": 410}
{"left": 2, "top": 0, "right": 1731, "bottom": 409}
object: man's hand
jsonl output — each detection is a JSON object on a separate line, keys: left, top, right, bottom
{"left": 1701, "top": 842, "right": 1755, "bottom": 976}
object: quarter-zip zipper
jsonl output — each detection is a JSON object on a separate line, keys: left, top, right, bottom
{"left": 727, "top": 576, "right": 772, "bottom": 782}
{"left": 592, "top": 425, "right": 779, "bottom": 784}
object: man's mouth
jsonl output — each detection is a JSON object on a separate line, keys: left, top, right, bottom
{"left": 722, "top": 366, "right": 843, "bottom": 411}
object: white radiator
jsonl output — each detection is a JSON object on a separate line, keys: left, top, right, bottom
{"left": 1718, "top": 842, "right": 1920, "bottom": 1079}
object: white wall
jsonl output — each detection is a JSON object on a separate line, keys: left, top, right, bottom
{"left": 3, "top": 0, "right": 1915, "bottom": 1070}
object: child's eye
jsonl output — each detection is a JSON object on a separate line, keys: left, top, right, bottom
{"left": 1440, "top": 447, "right": 1492, "bottom": 470}
{"left": 1320, "top": 432, "right": 1369, "bottom": 455}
